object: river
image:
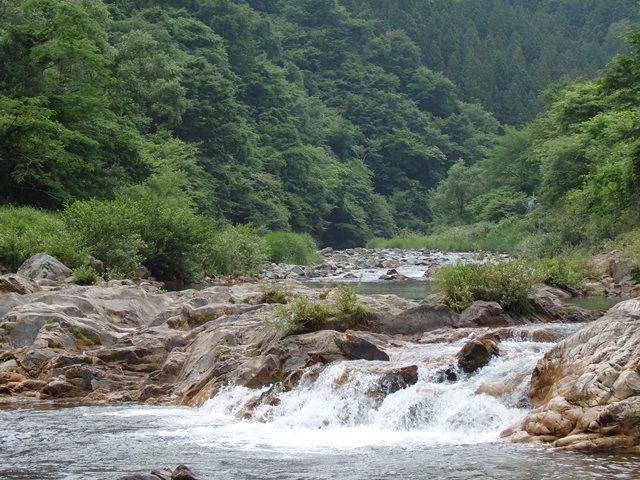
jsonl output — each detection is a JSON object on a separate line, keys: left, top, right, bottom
{"left": 2, "top": 322, "right": 639, "bottom": 479}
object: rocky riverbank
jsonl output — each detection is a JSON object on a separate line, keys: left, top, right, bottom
{"left": 258, "top": 247, "right": 496, "bottom": 281}
{"left": 1, "top": 251, "right": 639, "bottom": 455}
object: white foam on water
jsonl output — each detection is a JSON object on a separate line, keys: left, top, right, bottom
{"left": 187, "top": 333, "right": 574, "bottom": 452}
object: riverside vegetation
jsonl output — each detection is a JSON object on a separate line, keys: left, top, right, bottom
{"left": 1, "top": 0, "right": 638, "bottom": 263}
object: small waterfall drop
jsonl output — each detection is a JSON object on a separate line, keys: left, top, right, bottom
{"left": 199, "top": 324, "right": 581, "bottom": 450}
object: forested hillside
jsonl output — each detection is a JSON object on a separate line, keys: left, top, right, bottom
{"left": 0, "top": 0, "right": 636, "bottom": 265}
{"left": 343, "top": 0, "right": 638, "bottom": 125}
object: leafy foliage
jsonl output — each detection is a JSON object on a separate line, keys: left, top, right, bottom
{"left": 436, "top": 261, "right": 536, "bottom": 314}
{"left": 265, "top": 232, "right": 322, "bottom": 265}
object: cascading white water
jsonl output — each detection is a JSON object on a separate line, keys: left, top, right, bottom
{"left": 198, "top": 324, "right": 582, "bottom": 450}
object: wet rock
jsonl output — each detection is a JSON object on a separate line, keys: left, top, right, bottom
{"left": 0, "top": 274, "right": 39, "bottom": 295}
{"left": 375, "top": 365, "right": 418, "bottom": 394}
{"left": 171, "top": 464, "right": 199, "bottom": 480}
{"left": 431, "top": 366, "right": 458, "bottom": 383}
{"left": 17, "top": 253, "right": 72, "bottom": 282}
{"left": 334, "top": 333, "right": 389, "bottom": 361}
{"left": 234, "top": 354, "right": 283, "bottom": 388}
{"left": 505, "top": 298, "right": 640, "bottom": 452}
{"left": 456, "top": 338, "right": 499, "bottom": 374}
{"left": 459, "top": 301, "right": 512, "bottom": 328}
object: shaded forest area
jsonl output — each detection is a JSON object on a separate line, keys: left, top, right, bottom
{"left": 0, "top": 0, "right": 637, "bottom": 262}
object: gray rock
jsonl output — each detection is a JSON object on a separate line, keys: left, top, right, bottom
{"left": 17, "top": 253, "right": 72, "bottom": 281}
{"left": 380, "top": 302, "right": 460, "bottom": 335}
{"left": 459, "top": 301, "right": 512, "bottom": 327}
{"left": 134, "top": 265, "right": 151, "bottom": 279}
{"left": 0, "top": 274, "right": 39, "bottom": 295}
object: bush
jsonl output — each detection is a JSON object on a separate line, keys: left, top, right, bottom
{"left": 366, "top": 218, "right": 528, "bottom": 254}
{"left": 265, "top": 231, "right": 322, "bottom": 265}
{"left": 533, "top": 252, "right": 597, "bottom": 291}
{"left": 272, "top": 297, "right": 335, "bottom": 333}
{"left": 203, "top": 224, "right": 269, "bottom": 276}
{"left": 72, "top": 265, "right": 100, "bottom": 285}
{"left": 268, "top": 285, "right": 369, "bottom": 334}
{"left": 259, "top": 281, "right": 291, "bottom": 304}
{"left": 334, "top": 283, "right": 368, "bottom": 320}
{"left": 64, "top": 199, "right": 146, "bottom": 276}
{"left": 0, "top": 206, "right": 85, "bottom": 270}
{"left": 436, "top": 260, "right": 536, "bottom": 314}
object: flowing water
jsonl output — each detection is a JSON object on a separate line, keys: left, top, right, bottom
{"left": 3, "top": 322, "right": 640, "bottom": 479}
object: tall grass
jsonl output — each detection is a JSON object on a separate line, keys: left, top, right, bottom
{"left": 265, "top": 231, "right": 322, "bottom": 265}
{"left": 367, "top": 219, "right": 528, "bottom": 253}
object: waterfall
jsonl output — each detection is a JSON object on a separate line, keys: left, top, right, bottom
{"left": 198, "top": 324, "right": 581, "bottom": 450}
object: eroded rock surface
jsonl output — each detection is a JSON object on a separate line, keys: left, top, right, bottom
{"left": 503, "top": 299, "right": 640, "bottom": 452}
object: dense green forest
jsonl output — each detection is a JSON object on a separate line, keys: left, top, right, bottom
{"left": 0, "top": 0, "right": 638, "bottom": 278}
{"left": 342, "top": 0, "right": 638, "bottom": 125}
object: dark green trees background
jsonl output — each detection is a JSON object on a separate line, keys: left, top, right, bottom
{"left": 1, "top": 0, "right": 637, "bottom": 249}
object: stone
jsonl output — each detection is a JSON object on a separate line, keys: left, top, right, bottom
{"left": 459, "top": 301, "right": 512, "bottom": 327}
{"left": 134, "top": 265, "right": 151, "bottom": 279}
{"left": 380, "top": 302, "right": 460, "bottom": 335}
{"left": 172, "top": 464, "right": 199, "bottom": 480}
{"left": 0, "top": 274, "right": 39, "bottom": 295}
{"left": 41, "top": 379, "right": 75, "bottom": 397}
{"left": 17, "top": 253, "right": 72, "bottom": 281}
{"left": 456, "top": 338, "right": 499, "bottom": 374}
{"left": 290, "top": 265, "right": 305, "bottom": 276}
{"left": 504, "top": 298, "right": 640, "bottom": 452}
{"left": 334, "top": 333, "right": 389, "bottom": 361}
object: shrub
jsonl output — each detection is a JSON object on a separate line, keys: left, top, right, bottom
{"left": 436, "top": 260, "right": 536, "bottom": 314}
{"left": 259, "top": 281, "right": 291, "bottom": 304}
{"left": 265, "top": 231, "right": 322, "bottom": 265}
{"left": 334, "top": 283, "right": 368, "bottom": 321}
{"left": 64, "top": 199, "right": 145, "bottom": 276}
{"left": 0, "top": 206, "right": 85, "bottom": 270}
{"left": 203, "top": 224, "right": 269, "bottom": 276}
{"left": 272, "top": 297, "right": 335, "bottom": 333}
{"left": 72, "top": 265, "right": 100, "bottom": 285}
{"left": 534, "top": 252, "right": 597, "bottom": 291}
{"left": 366, "top": 218, "right": 528, "bottom": 254}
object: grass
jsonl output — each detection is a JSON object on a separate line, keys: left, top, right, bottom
{"left": 265, "top": 231, "right": 322, "bottom": 265}
{"left": 367, "top": 219, "right": 528, "bottom": 254}
{"left": 72, "top": 265, "right": 100, "bottom": 285}
{"left": 267, "top": 284, "right": 368, "bottom": 335}
{"left": 259, "top": 281, "right": 291, "bottom": 304}
{"left": 436, "top": 260, "right": 537, "bottom": 314}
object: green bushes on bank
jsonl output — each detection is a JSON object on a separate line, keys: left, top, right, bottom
{"left": 436, "top": 260, "right": 536, "bottom": 314}
{"left": 367, "top": 219, "right": 528, "bottom": 254}
{"left": 0, "top": 206, "right": 85, "bottom": 270}
{"left": 265, "top": 231, "right": 322, "bottom": 265}
{"left": 0, "top": 201, "right": 270, "bottom": 280}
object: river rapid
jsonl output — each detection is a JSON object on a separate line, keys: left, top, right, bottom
{"left": 2, "top": 323, "right": 640, "bottom": 479}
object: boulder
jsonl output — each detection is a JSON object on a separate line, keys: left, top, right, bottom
{"left": 17, "top": 253, "right": 72, "bottom": 281}
{"left": 41, "top": 379, "right": 75, "bottom": 397}
{"left": 456, "top": 338, "right": 499, "bottom": 374}
{"left": 0, "top": 274, "right": 39, "bottom": 295}
{"left": 459, "top": 301, "right": 512, "bottom": 327}
{"left": 334, "top": 333, "right": 389, "bottom": 361}
{"left": 118, "top": 465, "right": 198, "bottom": 480}
{"left": 504, "top": 298, "right": 640, "bottom": 452}
{"left": 380, "top": 302, "right": 459, "bottom": 335}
